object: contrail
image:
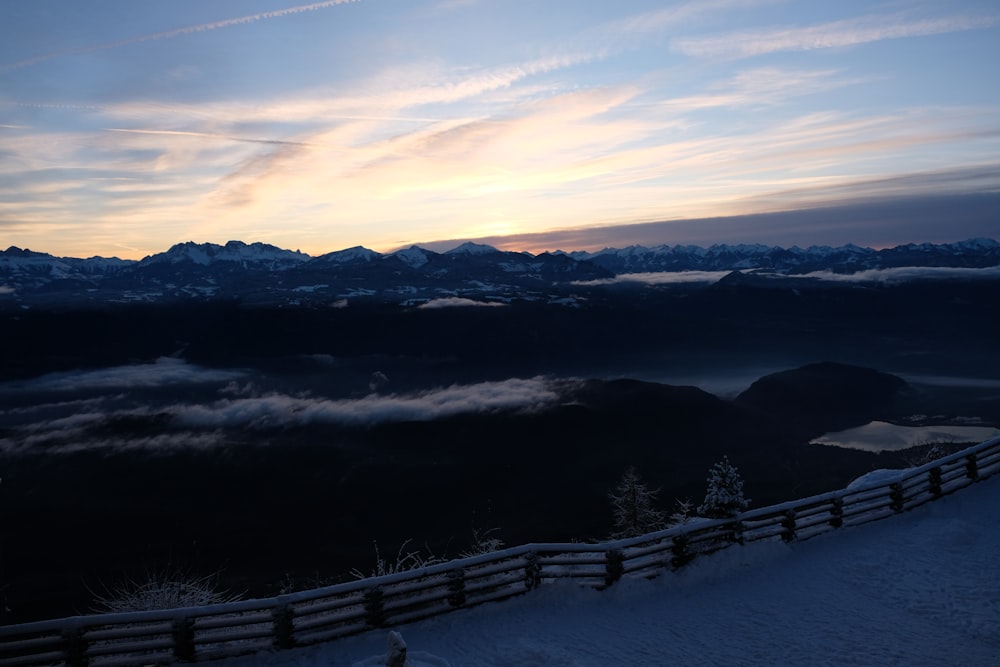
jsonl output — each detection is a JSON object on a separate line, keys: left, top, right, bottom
{"left": 105, "top": 127, "right": 314, "bottom": 147}
{"left": 1, "top": 0, "right": 360, "bottom": 72}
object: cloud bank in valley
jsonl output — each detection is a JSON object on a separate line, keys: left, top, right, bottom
{"left": 798, "top": 265, "right": 1000, "bottom": 284}
{"left": 175, "top": 377, "right": 559, "bottom": 429}
{"left": 0, "top": 357, "right": 246, "bottom": 394}
{"left": 417, "top": 297, "right": 507, "bottom": 309}
{"left": 574, "top": 271, "right": 733, "bottom": 287}
{"left": 573, "top": 264, "right": 1000, "bottom": 288}
{"left": 0, "top": 376, "right": 563, "bottom": 455}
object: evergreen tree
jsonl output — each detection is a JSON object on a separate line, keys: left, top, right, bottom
{"left": 609, "top": 466, "right": 666, "bottom": 538}
{"left": 697, "top": 456, "right": 751, "bottom": 518}
{"left": 668, "top": 498, "right": 694, "bottom": 527}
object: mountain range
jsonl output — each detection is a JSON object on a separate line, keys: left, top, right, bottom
{"left": 1, "top": 238, "right": 998, "bottom": 307}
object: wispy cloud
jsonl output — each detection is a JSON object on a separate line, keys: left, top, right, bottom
{"left": 418, "top": 297, "right": 507, "bottom": 309}
{"left": 674, "top": 13, "right": 998, "bottom": 59}
{"left": 0, "top": 0, "right": 362, "bottom": 72}
{"left": 592, "top": 0, "right": 781, "bottom": 47}
{"left": 0, "top": 429, "right": 223, "bottom": 456}
{"left": 0, "top": 377, "right": 564, "bottom": 455}
{"left": 573, "top": 271, "right": 733, "bottom": 287}
{"left": 433, "top": 0, "right": 478, "bottom": 9}
{"left": 799, "top": 265, "right": 1000, "bottom": 284}
{"left": 176, "top": 378, "right": 559, "bottom": 429}
{"left": 98, "top": 52, "right": 593, "bottom": 130}
{"left": 657, "top": 67, "right": 858, "bottom": 111}
{"left": 104, "top": 128, "right": 313, "bottom": 148}
{"left": 0, "top": 357, "right": 246, "bottom": 394}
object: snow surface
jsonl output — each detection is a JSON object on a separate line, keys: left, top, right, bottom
{"left": 445, "top": 242, "right": 499, "bottom": 256}
{"left": 210, "top": 475, "right": 1000, "bottom": 666}
{"left": 315, "top": 247, "right": 381, "bottom": 264}
{"left": 391, "top": 247, "right": 432, "bottom": 269}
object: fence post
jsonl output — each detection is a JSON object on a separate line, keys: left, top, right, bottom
{"left": 272, "top": 603, "right": 295, "bottom": 651}
{"left": 523, "top": 552, "right": 541, "bottom": 590}
{"left": 889, "top": 483, "right": 904, "bottom": 512}
{"left": 829, "top": 496, "right": 844, "bottom": 528}
{"left": 928, "top": 466, "right": 943, "bottom": 498}
{"left": 63, "top": 625, "right": 89, "bottom": 667}
{"left": 728, "top": 519, "right": 745, "bottom": 545}
{"left": 172, "top": 616, "right": 196, "bottom": 663}
{"left": 780, "top": 510, "right": 797, "bottom": 542}
{"left": 670, "top": 534, "right": 691, "bottom": 569}
{"left": 604, "top": 549, "right": 624, "bottom": 588}
{"left": 447, "top": 568, "right": 466, "bottom": 608}
{"left": 364, "top": 586, "right": 387, "bottom": 628}
{"left": 965, "top": 454, "right": 979, "bottom": 481}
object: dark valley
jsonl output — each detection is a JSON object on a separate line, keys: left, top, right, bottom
{"left": 1, "top": 238, "right": 998, "bottom": 623}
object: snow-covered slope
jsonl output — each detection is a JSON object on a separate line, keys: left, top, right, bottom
{"left": 309, "top": 246, "right": 381, "bottom": 265}
{"left": 444, "top": 242, "right": 501, "bottom": 256}
{"left": 0, "top": 247, "right": 133, "bottom": 291}
{"left": 209, "top": 475, "right": 1000, "bottom": 667}
{"left": 389, "top": 246, "right": 434, "bottom": 269}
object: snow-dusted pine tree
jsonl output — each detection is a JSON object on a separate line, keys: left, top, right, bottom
{"left": 697, "top": 456, "right": 751, "bottom": 518}
{"left": 609, "top": 466, "right": 666, "bottom": 538}
{"left": 668, "top": 498, "right": 694, "bottom": 527}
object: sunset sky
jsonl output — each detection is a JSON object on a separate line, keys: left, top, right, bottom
{"left": 2, "top": 0, "right": 998, "bottom": 260}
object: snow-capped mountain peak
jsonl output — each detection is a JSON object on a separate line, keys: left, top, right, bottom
{"left": 311, "top": 246, "right": 382, "bottom": 265}
{"left": 1, "top": 238, "right": 997, "bottom": 306}
{"left": 954, "top": 237, "right": 999, "bottom": 251}
{"left": 391, "top": 246, "right": 435, "bottom": 269}
{"left": 140, "top": 241, "right": 309, "bottom": 267}
{"left": 445, "top": 242, "right": 500, "bottom": 256}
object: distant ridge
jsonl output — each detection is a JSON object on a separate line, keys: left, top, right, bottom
{"left": 569, "top": 238, "right": 1000, "bottom": 274}
{"left": 1, "top": 238, "right": 998, "bottom": 307}
{"left": 3, "top": 237, "right": 997, "bottom": 268}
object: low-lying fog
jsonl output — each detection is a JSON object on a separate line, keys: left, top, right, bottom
{"left": 814, "top": 421, "right": 1000, "bottom": 452}
{"left": 3, "top": 356, "right": 998, "bottom": 457}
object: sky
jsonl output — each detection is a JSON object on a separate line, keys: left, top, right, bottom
{"left": 1, "top": 0, "right": 999, "bottom": 260}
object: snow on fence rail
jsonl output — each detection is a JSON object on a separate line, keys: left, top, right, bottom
{"left": 3, "top": 436, "right": 999, "bottom": 667}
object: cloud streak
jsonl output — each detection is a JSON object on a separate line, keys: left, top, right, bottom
{"left": 1, "top": 0, "right": 361, "bottom": 72}
{"left": 0, "top": 357, "right": 246, "bottom": 394}
{"left": 177, "top": 378, "right": 559, "bottom": 429}
{"left": 797, "top": 265, "right": 1000, "bottom": 284}
{"left": 0, "top": 377, "right": 564, "bottom": 455}
{"left": 104, "top": 128, "right": 313, "bottom": 148}
{"left": 418, "top": 298, "right": 507, "bottom": 309}
{"left": 674, "top": 13, "right": 998, "bottom": 59}
{"left": 573, "top": 271, "right": 733, "bottom": 287}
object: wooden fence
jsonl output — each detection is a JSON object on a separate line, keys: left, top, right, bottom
{"left": 3, "top": 435, "right": 999, "bottom": 667}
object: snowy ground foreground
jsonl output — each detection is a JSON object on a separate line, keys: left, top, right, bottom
{"left": 213, "top": 477, "right": 1000, "bottom": 666}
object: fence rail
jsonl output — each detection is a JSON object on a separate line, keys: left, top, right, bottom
{"left": 3, "top": 436, "right": 999, "bottom": 667}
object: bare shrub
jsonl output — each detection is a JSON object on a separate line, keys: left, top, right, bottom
{"left": 350, "top": 540, "right": 442, "bottom": 580}
{"left": 91, "top": 566, "right": 241, "bottom": 613}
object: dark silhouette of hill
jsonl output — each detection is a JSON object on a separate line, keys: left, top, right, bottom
{"left": 2, "top": 373, "right": 914, "bottom": 624}
{"left": 3, "top": 275, "right": 999, "bottom": 383}
{"left": 735, "top": 362, "right": 909, "bottom": 437}
{"left": 1, "top": 274, "right": 998, "bottom": 623}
